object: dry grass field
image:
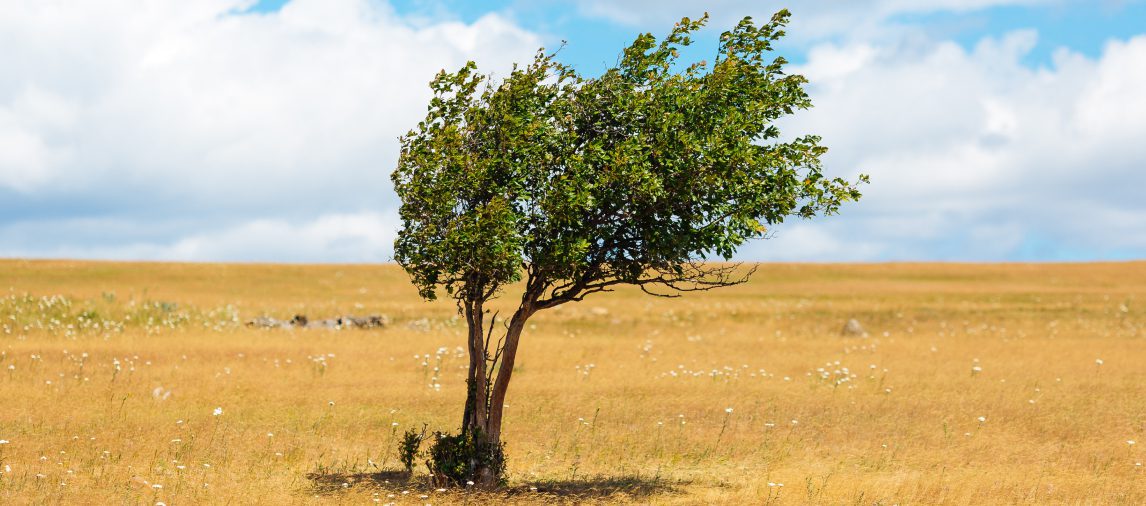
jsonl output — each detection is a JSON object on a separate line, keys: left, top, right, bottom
{"left": 0, "top": 259, "right": 1144, "bottom": 504}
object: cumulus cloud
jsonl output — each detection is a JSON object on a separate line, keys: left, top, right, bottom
{"left": 0, "top": 0, "right": 541, "bottom": 261}
{"left": 146, "top": 211, "right": 401, "bottom": 263}
{"left": 0, "top": 211, "right": 398, "bottom": 262}
{"left": 749, "top": 31, "right": 1146, "bottom": 261}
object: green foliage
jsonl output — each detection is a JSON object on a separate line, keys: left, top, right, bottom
{"left": 393, "top": 10, "right": 864, "bottom": 304}
{"left": 425, "top": 428, "right": 506, "bottom": 487}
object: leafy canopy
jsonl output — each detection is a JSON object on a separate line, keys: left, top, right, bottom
{"left": 393, "top": 11, "right": 865, "bottom": 305}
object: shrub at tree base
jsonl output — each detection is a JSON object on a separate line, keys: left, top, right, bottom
{"left": 425, "top": 429, "right": 506, "bottom": 488}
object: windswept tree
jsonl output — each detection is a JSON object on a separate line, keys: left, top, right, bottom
{"left": 392, "top": 10, "right": 865, "bottom": 486}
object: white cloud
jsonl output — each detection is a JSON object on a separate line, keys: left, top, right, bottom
{"left": 0, "top": 211, "right": 398, "bottom": 263}
{"left": 754, "top": 31, "right": 1146, "bottom": 261}
{"left": 163, "top": 211, "right": 400, "bottom": 262}
{"left": 0, "top": 0, "right": 541, "bottom": 260}
{"left": 740, "top": 224, "right": 886, "bottom": 262}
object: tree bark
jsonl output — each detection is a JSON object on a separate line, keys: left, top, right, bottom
{"left": 461, "top": 301, "right": 488, "bottom": 435}
{"left": 458, "top": 301, "right": 533, "bottom": 487}
{"left": 485, "top": 305, "right": 532, "bottom": 442}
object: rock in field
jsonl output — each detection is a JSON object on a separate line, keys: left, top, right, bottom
{"left": 841, "top": 318, "right": 868, "bottom": 337}
{"left": 245, "top": 314, "right": 388, "bottom": 330}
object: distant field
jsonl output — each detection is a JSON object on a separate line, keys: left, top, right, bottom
{"left": 1, "top": 260, "right": 1144, "bottom": 504}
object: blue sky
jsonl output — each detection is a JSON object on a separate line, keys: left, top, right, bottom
{"left": 252, "top": 0, "right": 1146, "bottom": 70}
{"left": 2, "top": 0, "right": 1145, "bottom": 262}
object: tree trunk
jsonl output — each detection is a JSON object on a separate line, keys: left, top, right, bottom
{"left": 459, "top": 303, "right": 532, "bottom": 487}
{"left": 461, "top": 301, "right": 488, "bottom": 434}
{"left": 486, "top": 305, "right": 531, "bottom": 442}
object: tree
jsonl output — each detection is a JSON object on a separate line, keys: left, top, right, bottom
{"left": 391, "top": 10, "right": 865, "bottom": 486}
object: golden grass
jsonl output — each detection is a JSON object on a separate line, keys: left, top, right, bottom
{"left": 0, "top": 259, "right": 1144, "bottom": 504}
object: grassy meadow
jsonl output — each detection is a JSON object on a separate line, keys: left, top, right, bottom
{"left": 0, "top": 259, "right": 1144, "bottom": 504}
